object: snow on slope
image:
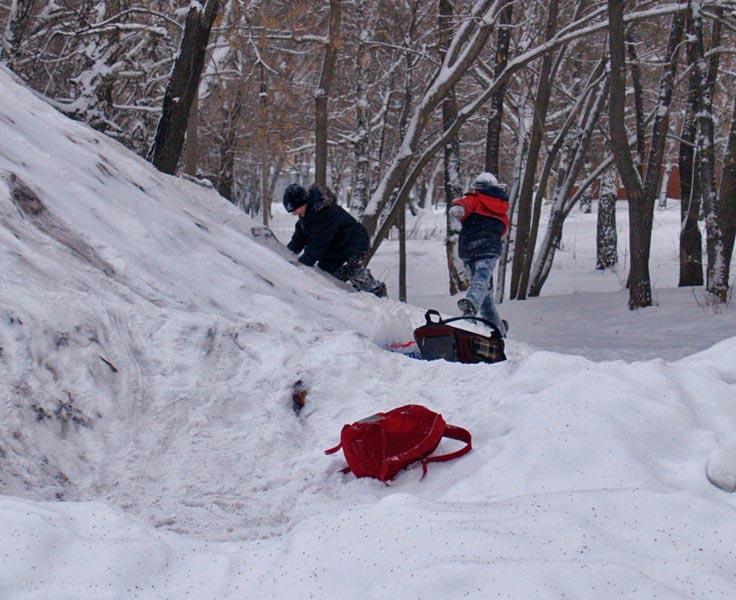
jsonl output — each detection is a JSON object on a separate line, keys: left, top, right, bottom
{"left": 2, "top": 65, "right": 736, "bottom": 598}
{"left": 0, "top": 65, "right": 416, "bottom": 536}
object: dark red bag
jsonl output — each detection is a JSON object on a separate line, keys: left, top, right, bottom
{"left": 413, "top": 310, "right": 506, "bottom": 364}
{"left": 324, "top": 404, "right": 472, "bottom": 481}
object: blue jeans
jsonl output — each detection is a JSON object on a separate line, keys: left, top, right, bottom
{"left": 463, "top": 256, "right": 505, "bottom": 335}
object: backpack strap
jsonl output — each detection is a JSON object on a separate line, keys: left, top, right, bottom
{"left": 325, "top": 442, "right": 352, "bottom": 474}
{"left": 324, "top": 442, "right": 342, "bottom": 455}
{"left": 420, "top": 424, "right": 472, "bottom": 478}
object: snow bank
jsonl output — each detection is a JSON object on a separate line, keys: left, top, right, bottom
{"left": 3, "top": 340, "right": 736, "bottom": 597}
{"left": 2, "top": 65, "right": 736, "bottom": 598}
{"left": 0, "top": 64, "right": 415, "bottom": 529}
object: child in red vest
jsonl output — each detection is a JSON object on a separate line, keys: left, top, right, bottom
{"left": 449, "top": 172, "right": 509, "bottom": 336}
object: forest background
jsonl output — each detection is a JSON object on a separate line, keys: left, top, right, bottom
{"left": 2, "top": 0, "right": 735, "bottom": 308}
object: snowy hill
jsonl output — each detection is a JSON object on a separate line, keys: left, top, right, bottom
{"left": 2, "top": 65, "right": 736, "bottom": 598}
{"left": 0, "top": 65, "right": 417, "bottom": 531}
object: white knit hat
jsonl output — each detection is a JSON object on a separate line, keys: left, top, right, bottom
{"left": 473, "top": 172, "right": 499, "bottom": 187}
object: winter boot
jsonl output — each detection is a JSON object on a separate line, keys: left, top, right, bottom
{"left": 372, "top": 282, "right": 387, "bottom": 298}
{"left": 457, "top": 298, "right": 476, "bottom": 317}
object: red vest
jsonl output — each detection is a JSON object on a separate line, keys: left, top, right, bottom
{"left": 452, "top": 192, "right": 509, "bottom": 235}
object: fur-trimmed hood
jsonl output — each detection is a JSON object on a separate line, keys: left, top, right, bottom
{"left": 307, "top": 184, "right": 336, "bottom": 211}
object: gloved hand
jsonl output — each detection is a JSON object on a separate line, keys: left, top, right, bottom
{"left": 449, "top": 204, "right": 465, "bottom": 219}
{"left": 448, "top": 205, "right": 463, "bottom": 233}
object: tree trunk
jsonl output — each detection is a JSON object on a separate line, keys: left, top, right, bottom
{"left": 260, "top": 153, "right": 270, "bottom": 227}
{"left": 1, "top": 0, "right": 32, "bottom": 71}
{"left": 386, "top": 2, "right": 419, "bottom": 296}
{"left": 609, "top": 0, "right": 648, "bottom": 307}
{"left": 626, "top": 29, "right": 646, "bottom": 171}
{"left": 216, "top": 88, "right": 243, "bottom": 202}
{"left": 658, "top": 162, "right": 672, "bottom": 209}
{"left": 373, "top": 79, "right": 395, "bottom": 189}
{"left": 148, "top": 0, "right": 220, "bottom": 175}
{"left": 608, "top": 0, "right": 682, "bottom": 309}
{"left": 484, "top": 0, "right": 513, "bottom": 177}
{"left": 691, "top": 1, "right": 727, "bottom": 301}
{"left": 349, "top": 0, "right": 372, "bottom": 218}
{"left": 678, "top": 12, "right": 703, "bottom": 287}
{"left": 528, "top": 72, "right": 610, "bottom": 297}
{"left": 439, "top": 0, "right": 468, "bottom": 296}
{"left": 399, "top": 198, "right": 407, "bottom": 302}
{"left": 523, "top": 54, "right": 607, "bottom": 298}
{"left": 528, "top": 160, "right": 611, "bottom": 296}
{"left": 510, "top": 0, "right": 559, "bottom": 300}
{"left": 258, "top": 61, "right": 270, "bottom": 226}
{"left": 641, "top": 12, "right": 683, "bottom": 210}
{"left": 495, "top": 95, "right": 531, "bottom": 303}
{"left": 580, "top": 189, "right": 593, "bottom": 214}
{"left": 183, "top": 93, "right": 199, "bottom": 177}
{"left": 719, "top": 90, "right": 736, "bottom": 289}
{"left": 314, "top": 0, "right": 341, "bottom": 188}
{"left": 596, "top": 168, "right": 618, "bottom": 270}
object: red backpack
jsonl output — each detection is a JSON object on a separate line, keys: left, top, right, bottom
{"left": 324, "top": 404, "right": 472, "bottom": 481}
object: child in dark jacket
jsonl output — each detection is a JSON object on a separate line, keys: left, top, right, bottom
{"left": 449, "top": 172, "right": 509, "bottom": 336}
{"left": 283, "top": 183, "right": 387, "bottom": 297}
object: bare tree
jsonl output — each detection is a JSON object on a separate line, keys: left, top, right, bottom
{"left": 528, "top": 68, "right": 610, "bottom": 297}
{"left": 183, "top": 94, "right": 200, "bottom": 177}
{"left": 148, "top": 0, "right": 221, "bottom": 175}
{"left": 439, "top": 0, "right": 468, "bottom": 295}
{"left": 596, "top": 167, "right": 618, "bottom": 270}
{"left": 690, "top": 0, "right": 727, "bottom": 301}
{"left": 658, "top": 161, "right": 673, "bottom": 209}
{"left": 484, "top": 0, "right": 513, "bottom": 179}
{"left": 1, "top": 0, "right": 33, "bottom": 70}
{"left": 516, "top": 0, "right": 596, "bottom": 300}
{"left": 626, "top": 27, "right": 646, "bottom": 172}
{"left": 678, "top": 10, "right": 703, "bottom": 287}
{"left": 365, "top": 3, "right": 689, "bottom": 266}
{"left": 362, "top": 0, "right": 500, "bottom": 240}
{"left": 314, "top": 0, "right": 341, "bottom": 188}
{"left": 508, "top": 0, "right": 559, "bottom": 301}
{"left": 607, "top": 0, "right": 683, "bottom": 309}
{"left": 720, "top": 93, "right": 736, "bottom": 291}
{"left": 349, "top": 0, "right": 375, "bottom": 216}
{"left": 216, "top": 85, "right": 244, "bottom": 201}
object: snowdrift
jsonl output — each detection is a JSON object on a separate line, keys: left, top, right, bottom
{"left": 0, "top": 65, "right": 415, "bottom": 531}
{"left": 2, "top": 65, "right": 736, "bottom": 598}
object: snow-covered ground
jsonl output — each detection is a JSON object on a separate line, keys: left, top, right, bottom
{"left": 372, "top": 204, "right": 735, "bottom": 362}
{"left": 2, "top": 64, "right": 736, "bottom": 599}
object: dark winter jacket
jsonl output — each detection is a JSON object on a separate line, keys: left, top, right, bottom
{"left": 287, "top": 185, "right": 370, "bottom": 273}
{"left": 452, "top": 183, "right": 509, "bottom": 261}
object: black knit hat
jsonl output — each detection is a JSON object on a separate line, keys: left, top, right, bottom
{"left": 283, "top": 183, "right": 308, "bottom": 212}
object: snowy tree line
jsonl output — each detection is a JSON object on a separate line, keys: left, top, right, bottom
{"left": 2, "top": 0, "right": 736, "bottom": 307}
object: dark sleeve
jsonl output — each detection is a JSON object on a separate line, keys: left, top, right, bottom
{"left": 298, "top": 209, "right": 341, "bottom": 267}
{"left": 286, "top": 221, "right": 306, "bottom": 255}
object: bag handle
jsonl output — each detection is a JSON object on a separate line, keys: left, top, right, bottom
{"left": 424, "top": 310, "right": 502, "bottom": 337}
{"left": 424, "top": 309, "right": 443, "bottom": 324}
{"left": 420, "top": 424, "right": 472, "bottom": 478}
